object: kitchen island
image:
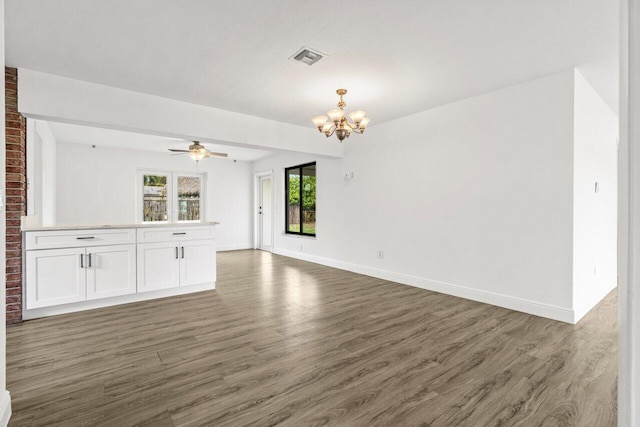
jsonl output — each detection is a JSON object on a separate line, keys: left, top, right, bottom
{"left": 22, "top": 222, "right": 218, "bottom": 319}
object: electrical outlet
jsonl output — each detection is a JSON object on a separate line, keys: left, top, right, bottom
{"left": 300, "top": 244, "right": 303, "bottom": 252}
{"left": 377, "top": 250, "right": 384, "bottom": 259}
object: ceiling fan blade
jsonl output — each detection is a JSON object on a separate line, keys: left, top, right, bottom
{"left": 168, "top": 149, "right": 190, "bottom": 153}
{"left": 170, "top": 153, "right": 188, "bottom": 156}
{"left": 204, "top": 150, "right": 229, "bottom": 158}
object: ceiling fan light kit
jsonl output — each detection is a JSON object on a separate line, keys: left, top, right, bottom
{"left": 311, "top": 89, "right": 370, "bottom": 142}
{"left": 168, "top": 141, "right": 228, "bottom": 162}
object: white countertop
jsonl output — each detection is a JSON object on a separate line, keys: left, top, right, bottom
{"left": 21, "top": 221, "right": 220, "bottom": 232}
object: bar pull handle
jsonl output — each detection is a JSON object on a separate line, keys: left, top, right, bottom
{"left": 172, "top": 232, "right": 187, "bottom": 235}
{"left": 181, "top": 246, "right": 185, "bottom": 259}
{"left": 88, "top": 253, "right": 92, "bottom": 268}
{"left": 80, "top": 254, "right": 84, "bottom": 268}
{"left": 77, "top": 236, "right": 95, "bottom": 240}
{"left": 175, "top": 247, "right": 179, "bottom": 259}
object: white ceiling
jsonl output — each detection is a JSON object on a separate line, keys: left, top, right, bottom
{"left": 6, "top": 0, "right": 619, "bottom": 129}
{"left": 46, "top": 121, "right": 273, "bottom": 162}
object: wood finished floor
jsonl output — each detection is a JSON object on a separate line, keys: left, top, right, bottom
{"left": 7, "top": 250, "right": 617, "bottom": 426}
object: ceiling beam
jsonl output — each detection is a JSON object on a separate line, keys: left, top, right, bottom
{"left": 17, "top": 69, "right": 343, "bottom": 159}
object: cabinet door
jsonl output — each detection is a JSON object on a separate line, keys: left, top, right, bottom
{"left": 86, "top": 245, "right": 136, "bottom": 300}
{"left": 179, "top": 239, "right": 216, "bottom": 287}
{"left": 137, "top": 242, "right": 180, "bottom": 292}
{"left": 26, "top": 248, "right": 87, "bottom": 309}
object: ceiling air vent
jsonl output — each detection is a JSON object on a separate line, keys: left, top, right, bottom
{"left": 290, "top": 47, "right": 326, "bottom": 66}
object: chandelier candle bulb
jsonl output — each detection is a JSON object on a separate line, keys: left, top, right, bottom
{"left": 349, "top": 110, "right": 367, "bottom": 125}
{"left": 358, "top": 117, "right": 370, "bottom": 131}
{"left": 312, "top": 89, "right": 370, "bottom": 142}
{"left": 311, "top": 115, "right": 329, "bottom": 130}
{"left": 327, "top": 109, "right": 345, "bottom": 124}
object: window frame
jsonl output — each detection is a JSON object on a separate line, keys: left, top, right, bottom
{"left": 285, "top": 161, "right": 316, "bottom": 237}
{"left": 137, "top": 169, "right": 207, "bottom": 224}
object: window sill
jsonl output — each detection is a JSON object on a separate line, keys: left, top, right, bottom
{"left": 282, "top": 233, "right": 317, "bottom": 240}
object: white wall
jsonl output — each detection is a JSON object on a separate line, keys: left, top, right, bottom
{"left": 56, "top": 142, "right": 253, "bottom": 251}
{"left": 256, "top": 70, "right": 578, "bottom": 322}
{"left": 27, "top": 120, "right": 56, "bottom": 225}
{"left": 572, "top": 70, "right": 618, "bottom": 322}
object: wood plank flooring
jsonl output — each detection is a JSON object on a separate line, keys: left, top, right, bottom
{"left": 7, "top": 250, "right": 617, "bottom": 426}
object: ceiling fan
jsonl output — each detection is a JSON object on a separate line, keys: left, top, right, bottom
{"left": 168, "top": 141, "right": 228, "bottom": 161}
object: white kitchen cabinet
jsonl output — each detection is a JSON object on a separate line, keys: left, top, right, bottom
{"left": 86, "top": 244, "right": 136, "bottom": 300}
{"left": 180, "top": 239, "right": 217, "bottom": 286}
{"left": 23, "top": 224, "right": 217, "bottom": 319}
{"left": 26, "top": 244, "right": 136, "bottom": 309}
{"left": 26, "top": 247, "right": 87, "bottom": 309}
{"left": 137, "top": 242, "right": 181, "bottom": 292}
{"left": 137, "top": 235, "right": 216, "bottom": 292}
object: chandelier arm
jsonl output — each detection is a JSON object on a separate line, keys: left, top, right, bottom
{"left": 326, "top": 126, "right": 336, "bottom": 138}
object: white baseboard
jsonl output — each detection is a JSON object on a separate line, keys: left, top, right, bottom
{"left": 573, "top": 281, "right": 618, "bottom": 323}
{"left": 217, "top": 244, "right": 253, "bottom": 252}
{"left": 23, "top": 282, "right": 215, "bottom": 320}
{"left": 273, "top": 248, "right": 576, "bottom": 324}
{"left": 0, "top": 390, "right": 11, "bottom": 427}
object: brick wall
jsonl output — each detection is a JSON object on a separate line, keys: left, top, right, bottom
{"left": 5, "top": 67, "right": 26, "bottom": 324}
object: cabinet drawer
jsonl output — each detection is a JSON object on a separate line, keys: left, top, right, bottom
{"left": 136, "top": 226, "right": 215, "bottom": 243}
{"left": 25, "top": 228, "right": 136, "bottom": 250}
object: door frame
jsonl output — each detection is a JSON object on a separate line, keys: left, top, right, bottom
{"left": 254, "top": 169, "right": 274, "bottom": 251}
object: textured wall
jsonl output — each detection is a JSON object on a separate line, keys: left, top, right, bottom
{"left": 5, "top": 67, "right": 26, "bottom": 324}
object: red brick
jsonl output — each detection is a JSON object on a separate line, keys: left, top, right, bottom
{"left": 6, "top": 265, "right": 21, "bottom": 274}
{"left": 6, "top": 241, "right": 22, "bottom": 251}
{"left": 6, "top": 157, "right": 24, "bottom": 167}
{"left": 7, "top": 314, "right": 23, "bottom": 325}
{"left": 6, "top": 234, "right": 21, "bottom": 245}
{"left": 6, "top": 303, "right": 21, "bottom": 312}
{"left": 6, "top": 294, "right": 21, "bottom": 303}
{"left": 5, "top": 182, "right": 25, "bottom": 190}
{"left": 5, "top": 66, "right": 26, "bottom": 324}
{"left": 6, "top": 287, "right": 21, "bottom": 296}
{"left": 6, "top": 221, "right": 21, "bottom": 230}
{"left": 6, "top": 273, "right": 22, "bottom": 282}
{"left": 6, "top": 256, "right": 21, "bottom": 266}
{"left": 6, "top": 173, "right": 25, "bottom": 182}
{"left": 5, "top": 188, "right": 25, "bottom": 197}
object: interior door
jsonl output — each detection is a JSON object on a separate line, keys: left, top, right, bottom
{"left": 259, "top": 176, "right": 273, "bottom": 251}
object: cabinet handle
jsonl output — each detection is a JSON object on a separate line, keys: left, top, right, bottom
{"left": 88, "top": 253, "right": 92, "bottom": 268}
{"left": 172, "top": 232, "right": 186, "bottom": 235}
{"left": 80, "top": 254, "right": 84, "bottom": 268}
{"left": 76, "top": 236, "right": 95, "bottom": 240}
{"left": 175, "top": 247, "right": 179, "bottom": 259}
{"left": 181, "top": 246, "right": 185, "bottom": 259}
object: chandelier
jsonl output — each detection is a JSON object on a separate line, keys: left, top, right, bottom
{"left": 311, "top": 89, "right": 370, "bottom": 142}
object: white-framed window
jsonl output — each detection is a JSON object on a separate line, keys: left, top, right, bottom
{"left": 138, "top": 170, "right": 206, "bottom": 223}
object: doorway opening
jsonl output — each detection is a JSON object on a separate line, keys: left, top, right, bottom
{"left": 255, "top": 170, "right": 273, "bottom": 251}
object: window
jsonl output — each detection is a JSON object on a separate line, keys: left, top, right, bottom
{"left": 142, "top": 173, "right": 170, "bottom": 222}
{"left": 285, "top": 162, "right": 316, "bottom": 236}
{"left": 139, "top": 170, "right": 205, "bottom": 223}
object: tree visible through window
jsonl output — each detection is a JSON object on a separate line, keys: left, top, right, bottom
{"left": 285, "top": 162, "right": 316, "bottom": 236}
{"left": 143, "top": 174, "right": 168, "bottom": 222}
{"left": 177, "top": 176, "right": 201, "bottom": 221}
{"left": 140, "top": 171, "right": 205, "bottom": 223}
